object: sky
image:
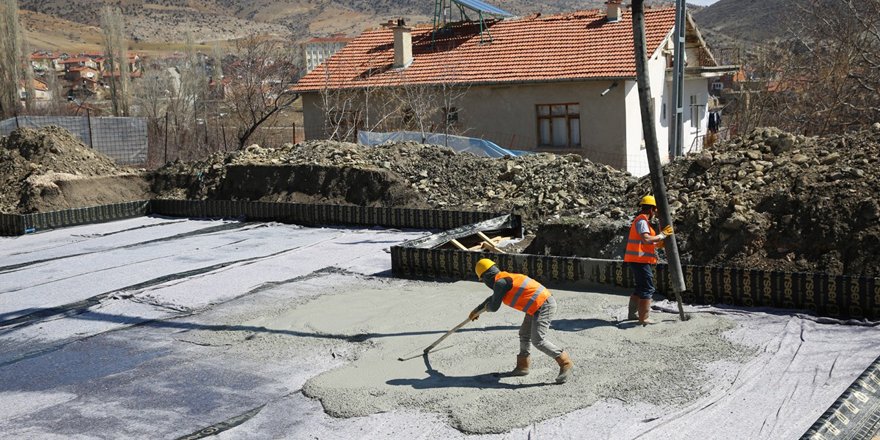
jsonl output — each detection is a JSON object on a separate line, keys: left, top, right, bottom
{"left": 688, "top": 0, "right": 720, "bottom": 5}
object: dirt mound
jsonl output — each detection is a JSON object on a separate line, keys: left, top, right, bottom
{"left": 0, "top": 127, "right": 150, "bottom": 213}
{"left": 151, "top": 140, "right": 637, "bottom": 220}
{"left": 535, "top": 124, "right": 880, "bottom": 276}
{"left": 649, "top": 125, "right": 880, "bottom": 275}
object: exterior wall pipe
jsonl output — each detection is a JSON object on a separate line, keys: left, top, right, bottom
{"left": 631, "top": 0, "right": 688, "bottom": 320}
{"left": 670, "top": 0, "right": 686, "bottom": 158}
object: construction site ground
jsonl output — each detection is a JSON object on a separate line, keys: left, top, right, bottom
{"left": 1, "top": 217, "right": 878, "bottom": 439}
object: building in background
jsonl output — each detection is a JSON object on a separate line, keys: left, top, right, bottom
{"left": 294, "top": 3, "right": 736, "bottom": 177}
{"left": 301, "top": 34, "right": 353, "bottom": 74}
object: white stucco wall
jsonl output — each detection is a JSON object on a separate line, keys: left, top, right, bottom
{"left": 623, "top": 42, "right": 673, "bottom": 177}
{"left": 681, "top": 78, "right": 709, "bottom": 155}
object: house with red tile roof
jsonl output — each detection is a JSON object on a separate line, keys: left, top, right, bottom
{"left": 30, "top": 51, "right": 64, "bottom": 73}
{"left": 65, "top": 66, "right": 100, "bottom": 82}
{"left": 293, "top": 3, "right": 733, "bottom": 176}
{"left": 61, "top": 57, "right": 100, "bottom": 74}
{"left": 18, "top": 79, "right": 52, "bottom": 102}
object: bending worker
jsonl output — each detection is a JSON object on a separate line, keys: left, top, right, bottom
{"left": 468, "top": 258, "right": 573, "bottom": 384}
{"left": 624, "top": 195, "right": 674, "bottom": 326}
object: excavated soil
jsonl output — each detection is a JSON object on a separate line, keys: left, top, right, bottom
{"left": 0, "top": 127, "right": 151, "bottom": 214}
{"left": 3, "top": 124, "right": 880, "bottom": 275}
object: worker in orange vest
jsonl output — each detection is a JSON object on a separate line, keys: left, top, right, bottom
{"left": 624, "top": 195, "right": 674, "bottom": 326}
{"left": 468, "top": 258, "right": 574, "bottom": 384}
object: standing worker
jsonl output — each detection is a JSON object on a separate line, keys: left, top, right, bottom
{"left": 468, "top": 258, "right": 574, "bottom": 384}
{"left": 624, "top": 195, "right": 674, "bottom": 326}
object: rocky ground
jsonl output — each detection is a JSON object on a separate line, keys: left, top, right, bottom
{"left": 2, "top": 124, "right": 879, "bottom": 276}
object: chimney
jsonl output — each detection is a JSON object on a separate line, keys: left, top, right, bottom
{"left": 606, "top": 0, "right": 623, "bottom": 22}
{"left": 392, "top": 18, "right": 413, "bottom": 68}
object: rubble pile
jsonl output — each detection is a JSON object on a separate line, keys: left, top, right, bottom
{"left": 151, "top": 140, "right": 638, "bottom": 221}
{"left": 537, "top": 125, "right": 880, "bottom": 275}
{"left": 646, "top": 125, "right": 880, "bottom": 275}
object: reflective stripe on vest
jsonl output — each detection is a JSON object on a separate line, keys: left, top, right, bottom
{"left": 497, "top": 271, "right": 551, "bottom": 315}
{"left": 623, "top": 213, "right": 657, "bottom": 264}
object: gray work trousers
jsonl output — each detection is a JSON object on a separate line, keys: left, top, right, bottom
{"left": 518, "top": 296, "right": 563, "bottom": 359}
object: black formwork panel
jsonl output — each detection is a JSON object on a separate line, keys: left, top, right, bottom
{"left": 149, "top": 199, "right": 506, "bottom": 231}
{"left": 392, "top": 226, "right": 879, "bottom": 321}
{"left": 0, "top": 201, "right": 150, "bottom": 236}
{"left": 802, "top": 354, "right": 880, "bottom": 440}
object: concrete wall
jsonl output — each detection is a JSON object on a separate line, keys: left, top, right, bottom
{"left": 302, "top": 93, "right": 324, "bottom": 140}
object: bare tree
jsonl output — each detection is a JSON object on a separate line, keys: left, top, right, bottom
{"left": 211, "top": 44, "right": 225, "bottom": 81}
{"left": 382, "top": 64, "right": 471, "bottom": 142}
{"left": 388, "top": 74, "right": 438, "bottom": 139}
{"left": 736, "top": 0, "right": 880, "bottom": 135}
{"left": 319, "top": 64, "right": 406, "bottom": 142}
{"left": 100, "top": 5, "right": 131, "bottom": 116}
{"left": 224, "top": 36, "right": 301, "bottom": 149}
{"left": 133, "top": 67, "right": 174, "bottom": 166}
{"left": 0, "top": 0, "right": 24, "bottom": 118}
{"left": 21, "top": 40, "right": 34, "bottom": 112}
{"left": 43, "top": 65, "right": 66, "bottom": 114}
{"left": 318, "top": 59, "right": 470, "bottom": 143}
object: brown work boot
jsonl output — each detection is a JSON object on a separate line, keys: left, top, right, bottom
{"left": 510, "top": 355, "right": 530, "bottom": 376}
{"left": 554, "top": 351, "right": 573, "bottom": 384}
{"left": 628, "top": 294, "right": 639, "bottom": 320}
{"left": 638, "top": 298, "right": 654, "bottom": 326}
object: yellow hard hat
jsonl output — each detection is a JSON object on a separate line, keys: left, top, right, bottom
{"left": 639, "top": 195, "right": 656, "bottom": 207}
{"left": 475, "top": 258, "right": 497, "bottom": 278}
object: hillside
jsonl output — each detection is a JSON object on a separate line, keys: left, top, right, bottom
{"left": 693, "top": 0, "right": 791, "bottom": 48}
{"left": 17, "top": 0, "right": 622, "bottom": 50}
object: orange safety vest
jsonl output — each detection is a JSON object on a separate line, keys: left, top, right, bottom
{"left": 496, "top": 271, "right": 551, "bottom": 315}
{"left": 624, "top": 213, "right": 657, "bottom": 264}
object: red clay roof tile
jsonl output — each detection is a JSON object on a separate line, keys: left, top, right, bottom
{"left": 295, "top": 7, "right": 675, "bottom": 92}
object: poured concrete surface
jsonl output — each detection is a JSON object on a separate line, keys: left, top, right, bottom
{"left": 1, "top": 218, "right": 879, "bottom": 439}
{"left": 268, "top": 285, "right": 744, "bottom": 434}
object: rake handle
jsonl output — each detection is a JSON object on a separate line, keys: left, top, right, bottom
{"left": 422, "top": 313, "right": 479, "bottom": 354}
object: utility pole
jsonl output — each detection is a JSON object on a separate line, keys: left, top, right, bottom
{"left": 631, "top": 0, "right": 688, "bottom": 320}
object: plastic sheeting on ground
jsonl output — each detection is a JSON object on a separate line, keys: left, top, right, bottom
{"left": 0, "top": 219, "right": 878, "bottom": 439}
{"left": 358, "top": 130, "right": 530, "bottom": 158}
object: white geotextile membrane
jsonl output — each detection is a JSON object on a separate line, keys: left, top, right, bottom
{"left": 0, "top": 217, "right": 877, "bottom": 439}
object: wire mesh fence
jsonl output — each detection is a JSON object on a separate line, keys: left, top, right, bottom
{"left": 0, "top": 114, "right": 148, "bottom": 166}
{"left": 0, "top": 113, "right": 304, "bottom": 169}
{"left": 147, "top": 114, "right": 303, "bottom": 169}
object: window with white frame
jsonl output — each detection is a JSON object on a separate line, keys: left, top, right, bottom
{"left": 537, "top": 103, "right": 580, "bottom": 148}
{"left": 690, "top": 95, "right": 699, "bottom": 128}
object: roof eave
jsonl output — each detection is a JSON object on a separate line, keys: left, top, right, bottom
{"left": 294, "top": 75, "right": 638, "bottom": 94}
{"left": 687, "top": 65, "right": 741, "bottom": 78}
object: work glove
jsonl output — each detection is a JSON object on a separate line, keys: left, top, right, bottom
{"left": 469, "top": 305, "right": 485, "bottom": 321}
{"left": 656, "top": 225, "right": 674, "bottom": 241}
